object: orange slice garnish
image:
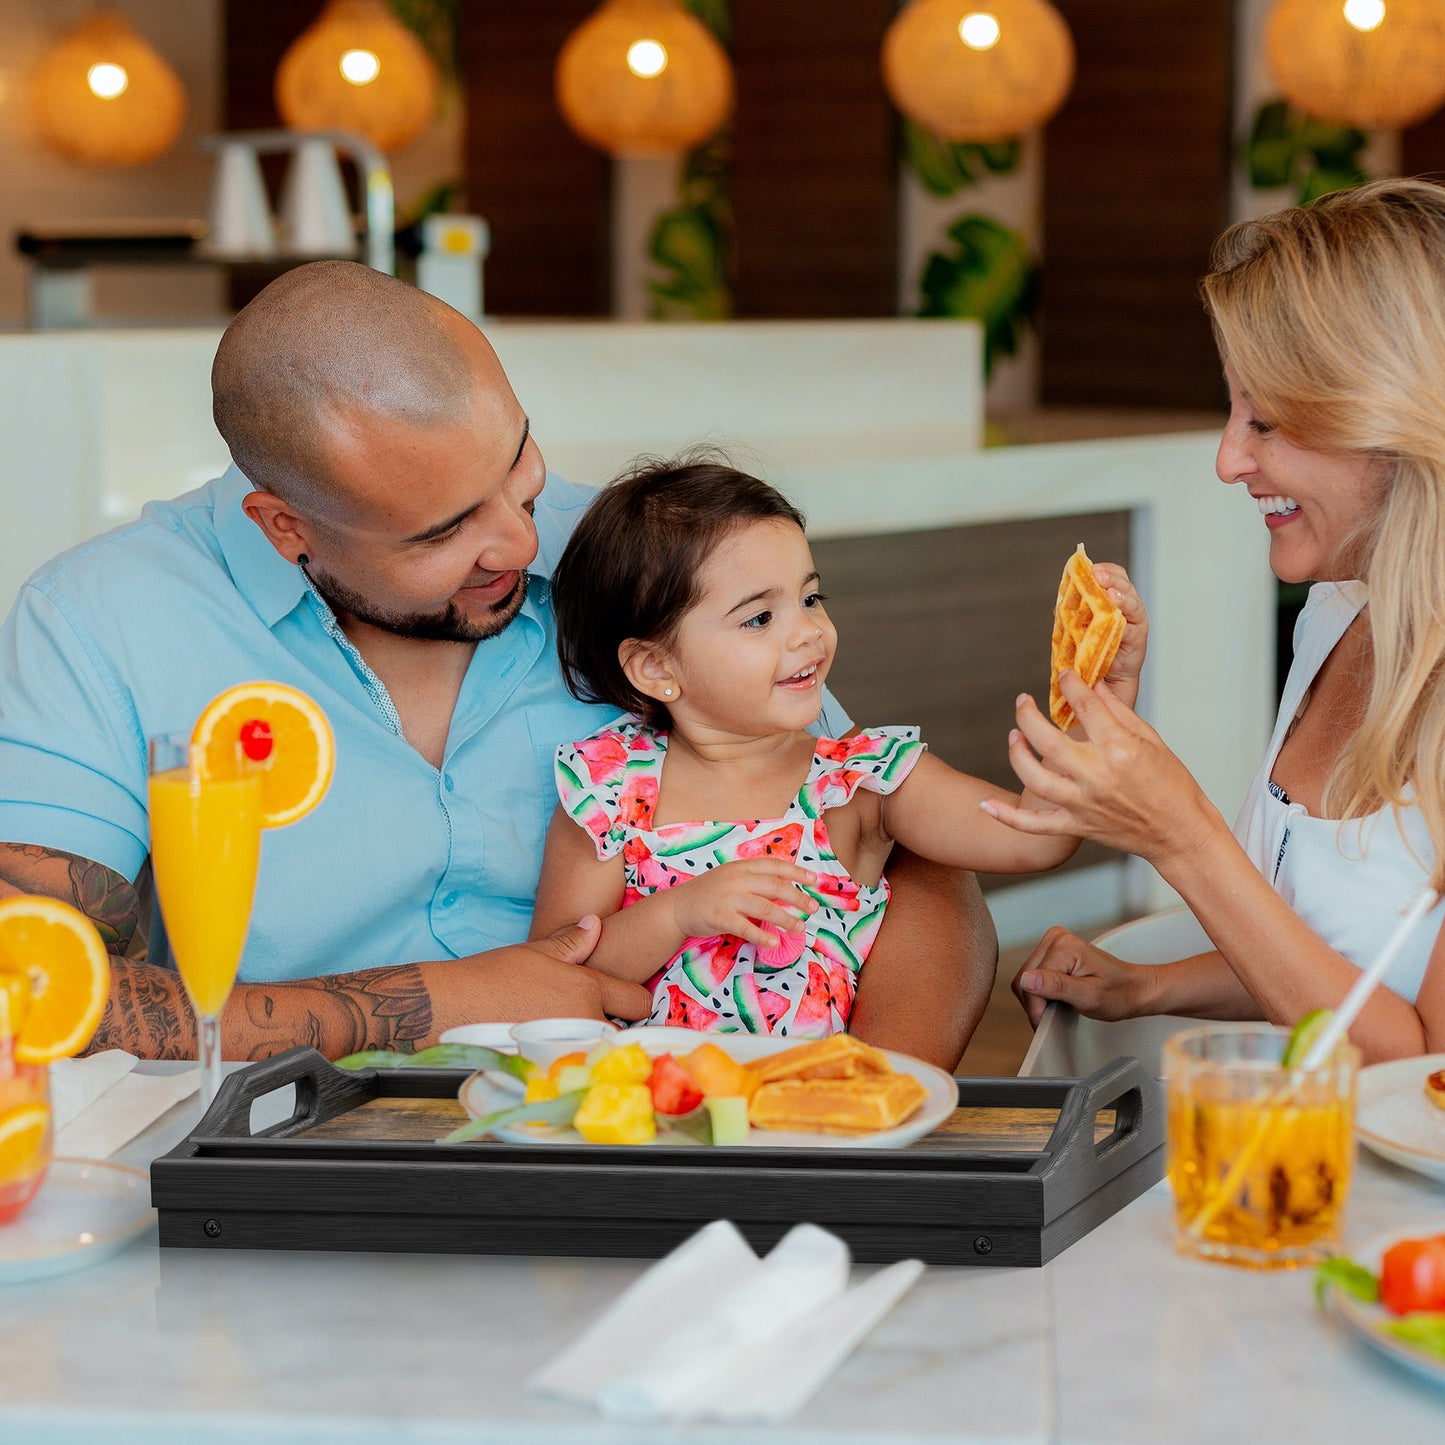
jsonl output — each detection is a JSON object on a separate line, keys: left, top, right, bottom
{"left": 191, "top": 681, "right": 335, "bottom": 828}
{"left": 0, "top": 896, "right": 110, "bottom": 1064}
{"left": 0, "top": 1102, "right": 50, "bottom": 1181}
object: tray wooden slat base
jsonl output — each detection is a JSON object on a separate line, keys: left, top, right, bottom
{"left": 151, "top": 1048, "right": 1164, "bottom": 1267}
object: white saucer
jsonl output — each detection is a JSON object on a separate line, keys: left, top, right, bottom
{"left": 438, "top": 1023, "right": 520, "bottom": 1052}
{"left": 0, "top": 1158, "right": 155, "bottom": 1285}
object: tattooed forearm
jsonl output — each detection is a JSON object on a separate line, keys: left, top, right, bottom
{"left": 238, "top": 963, "right": 433, "bottom": 1060}
{"left": 94, "top": 958, "right": 439, "bottom": 1061}
{"left": 94, "top": 958, "right": 190, "bottom": 1058}
{"left": 0, "top": 842, "right": 146, "bottom": 959}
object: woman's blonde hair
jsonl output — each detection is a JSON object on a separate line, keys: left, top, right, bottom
{"left": 1202, "top": 178, "right": 1445, "bottom": 889}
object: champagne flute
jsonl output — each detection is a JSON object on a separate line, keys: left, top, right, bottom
{"left": 147, "top": 734, "right": 263, "bottom": 1113}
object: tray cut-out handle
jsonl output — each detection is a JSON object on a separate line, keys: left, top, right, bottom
{"left": 1034, "top": 1057, "right": 1162, "bottom": 1189}
{"left": 195, "top": 1047, "right": 368, "bottom": 1139}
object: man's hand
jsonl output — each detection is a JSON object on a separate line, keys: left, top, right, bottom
{"left": 664, "top": 860, "right": 818, "bottom": 951}
{"left": 466, "top": 915, "right": 652, "bottom": 1025}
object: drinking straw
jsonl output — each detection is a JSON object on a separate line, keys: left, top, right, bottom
{"left": 1185, "top": 884, "right": 1439, "bottom": 1241}
{"left": 1296, "top": 885, "right": 1440, "bottom": 1070}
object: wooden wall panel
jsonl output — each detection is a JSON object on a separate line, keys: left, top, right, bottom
{"left": 459, "top": 3, "right": 608, "bottom": 317}
{"left": 1401, "top": 110, "right": 1445, "bottom": 183}
{"left": 730, "top": 1, "right": 897, "bottom": 317}
{"left": 1041, "top": 1, "right": 1234, "bottom": 407}
{"left": 811, "top": 510, "right": 1131, "bottom": 887}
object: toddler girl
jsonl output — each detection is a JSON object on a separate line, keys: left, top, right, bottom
{"left": 532, "top": 458, "right": 1144, "bottom": 1037}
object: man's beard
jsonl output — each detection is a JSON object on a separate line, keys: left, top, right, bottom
{"left": 305, "top": 565, "right": 529, "bottom": 643}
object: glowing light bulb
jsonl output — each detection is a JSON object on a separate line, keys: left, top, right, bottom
{"left": 959, "top": 12, "right": 1002, "bottom": 50}
{"left": 626, "top": 39, "right": 668, "bottom": 78}
{"left": 339, "top": 48, "right": 380, "bottom": 85}
{"left": 86, "top": 62, "right": 128, "bottom": 99}
{"left": 1343, "top": 0, "right": 1387, "bottom": 31}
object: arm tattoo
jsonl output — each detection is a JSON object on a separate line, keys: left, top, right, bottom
{"left": 1, "top": 842, "right": 439, "bottom": 1061}
{"left": 0, "top": 843, "right": 146, "bottom": 958}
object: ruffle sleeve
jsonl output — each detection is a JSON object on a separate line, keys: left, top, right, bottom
{"left": 554, "top": 720, "right": 663, "bottom": 860}
{"left": 804, "top": 727, "right": 925, "bottom": 815}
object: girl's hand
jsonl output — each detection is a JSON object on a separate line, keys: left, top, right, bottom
{"left": 1091, "top": 562, "right": 1148, "bottom": 711}
{"left": 987, "top": 672, "right": 1221, "bottom": 871}
{"left": 1011, "top": 927, "right": 1159, "bottom": 1026}
{"left": 666, "top": 859, "right": 819, "bottom": 950}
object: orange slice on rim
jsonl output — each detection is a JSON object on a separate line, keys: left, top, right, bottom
{"left": 0, "top": 1103, "right": 50, "bottom": 1181}
{"left": 0, "top": 896, "right": 110, "bottom": 1064}
{"left": 191, "top": 682, "right": 335, "bottom": 828}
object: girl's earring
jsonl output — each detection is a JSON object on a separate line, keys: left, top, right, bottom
{"left": 663, "top": 687, "right": 674, "bottom": 697}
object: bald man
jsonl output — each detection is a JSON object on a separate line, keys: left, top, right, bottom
{"left": 0, "top": 263, "right": 995, "bottom": 1067}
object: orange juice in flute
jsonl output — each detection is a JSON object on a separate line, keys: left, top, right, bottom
{"left": 149, "top": 683, "right": 334, "bottom": 1113}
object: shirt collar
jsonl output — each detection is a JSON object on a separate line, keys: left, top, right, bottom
{"left": 212, "top": 465, "right": 310, "bottom": 629}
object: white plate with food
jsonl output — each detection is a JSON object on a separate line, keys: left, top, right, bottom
{"left": 1325, "top": 1222, "right": 1445, "bottom": 1389}
{"left": 1356, "top": 1053, "right": 1445, "bottom": 1186}
{"left": 458, "top": 1031, "right": 957, "bottom": 1150}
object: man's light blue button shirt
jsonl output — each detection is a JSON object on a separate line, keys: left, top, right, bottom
{"left": 0, "top": 468, "right": 618, "bottom": 984}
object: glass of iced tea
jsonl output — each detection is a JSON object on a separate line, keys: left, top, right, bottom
{"left": 1163, "top": 1022, "right": 1357, "bottom": 1270}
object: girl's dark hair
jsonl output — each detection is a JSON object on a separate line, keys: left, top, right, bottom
{"left": 551, "top": 453, "right": 806, "bottom": 727}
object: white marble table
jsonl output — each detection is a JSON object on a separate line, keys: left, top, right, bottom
{"left": 0, "top": 1071, "right": 1441, "bottom": 1445}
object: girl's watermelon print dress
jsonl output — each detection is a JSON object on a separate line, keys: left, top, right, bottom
{"left": 554, "top": 721, "right": 924, "bottom": 1037}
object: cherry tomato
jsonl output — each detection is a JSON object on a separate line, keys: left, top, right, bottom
{"left": 1380, "top": 1233, "right": 1445, "bottom": 1316}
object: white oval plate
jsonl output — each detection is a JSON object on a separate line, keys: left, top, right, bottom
{"left": 458, "top": 1030, "right": 957, "bottom": 1150}
{"left": 1327, "top": 1220, "right": 1445, "bottom": 1389}
{"left": 1356, "top": 1053, "right": 1445, "bottom": 1186}
{"left": 0, "top": 1158, "right": 155, "bottom": 1285}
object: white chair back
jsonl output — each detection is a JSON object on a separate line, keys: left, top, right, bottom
{"left": 1017, "top": 907, "right": 1215, "bottom": 1078}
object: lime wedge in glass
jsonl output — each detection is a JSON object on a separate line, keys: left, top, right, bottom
{"left": 1283, "top": 1008, "right": 1335, "bottom": 1067}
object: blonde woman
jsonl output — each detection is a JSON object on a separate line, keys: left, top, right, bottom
{"left": 988, "top": 178, "right": 1445, "bottom": 1062}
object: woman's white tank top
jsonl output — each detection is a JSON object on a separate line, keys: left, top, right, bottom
{"left": 1232, "top": 581, "right": 1442, "bottom": 1004}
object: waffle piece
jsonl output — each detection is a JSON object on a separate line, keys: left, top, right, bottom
{"left": 1050, "top": 543, "right": 1125, "bottom": 729}
{"left": 746, "top": 1034, "right": 892, "bottom": 1085}
{"left": 1426, "top": 1068, "right": 1445, "bottom": 1113}
{"left": 749, "top": 1073, "right": 928, "bottom": 1134}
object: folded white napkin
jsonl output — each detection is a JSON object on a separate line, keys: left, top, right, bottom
{"left": 530, "top": 1220, "right": 924, "bottom": 1425}
{"left": 50, "top": 1052, "right": 199, "bottom": 1160}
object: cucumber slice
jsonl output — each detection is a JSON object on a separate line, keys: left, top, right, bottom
{"left": 705, "top": 1095, "right": 750, "bottom": 1146}
{"left": 1283, "top": 1008, "right": 1334, "bottom": 1067}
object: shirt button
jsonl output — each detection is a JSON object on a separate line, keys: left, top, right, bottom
{"left": 442, "top": 891, "right": 461, "bottom": 908}
{"left": 442, "top": 773, "right": 455, "bottom": 793}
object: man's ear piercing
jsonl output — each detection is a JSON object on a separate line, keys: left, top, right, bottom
{"left": 298, "top": 554, "right": 310, "bottom": 567}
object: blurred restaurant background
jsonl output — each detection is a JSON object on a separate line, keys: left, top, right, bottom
{"left": 4, "top": 0, "right": 1445, "bottom": 1067}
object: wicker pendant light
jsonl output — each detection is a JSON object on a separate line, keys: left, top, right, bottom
{"left": 882, "top": 0, "right": 1074, "bottom": 142}
{"left": 32, "top": 11, "right": 186, "bottom": 167}
{"left": 556, "top": 0, "right": 733, "bottom": 156}
{"left": 275, "top": 0, "right": 440, "bottom": 153}
{"left": 1266, "top": 0, "right": 1445, "bottom": 129}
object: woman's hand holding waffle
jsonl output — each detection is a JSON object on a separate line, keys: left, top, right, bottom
{"left": 1088, "top": 562, "right": 1148, "bottom": 709}
{"left": 985, "top": 672, "right": 1228, "bottom": 872}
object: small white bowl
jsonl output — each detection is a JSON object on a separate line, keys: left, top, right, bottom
{"left": 508, "top": 1017, "right": 619, "bottom": 1070}
{"left": 439, "top": 1023, "right": 522, "bottom": 1051}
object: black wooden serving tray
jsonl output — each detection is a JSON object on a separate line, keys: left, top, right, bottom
{"left": 151, "top": 1047, "right": 1163, "bottom": 1267}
